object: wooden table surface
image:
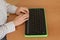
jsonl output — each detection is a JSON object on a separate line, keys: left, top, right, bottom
{"left": 6, "top": 0, "right": 60, "bottom": 40}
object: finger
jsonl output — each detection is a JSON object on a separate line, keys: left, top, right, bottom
{"left": 20, "top": 10, "right": 27, "bottom": 14}
{"left": 25, "top": 18, "right": 29, "bottom": 21}
{"left": 15, "top": 14, "right": 23, "bottom": 19}
{"left": 22, "top": 14, "right": 29, "bottom": 19}
{"left": 23, "top": 9, "right": 29, "bottom": 13}
{"left": 16, "top": 14, "right": 29, "bottom": 20}
{"left": 22, "top": 8, "right": 29, "bottom": 13}
{"left": 24, "top": 17, "right": 29, "bottom": 20}
{"left": 20, "top": 16, "right": 28, "bottom": 20}
{"left": 23, "top": 18, "right": 29, "bottom": 22}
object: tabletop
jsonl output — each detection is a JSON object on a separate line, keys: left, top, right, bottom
{"left": 6, "top": 0, "right": 60, "bottom": 40}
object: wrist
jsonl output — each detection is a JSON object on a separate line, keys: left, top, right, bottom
{"left": 15, "top": 7, "right": 19, "bottom": 15}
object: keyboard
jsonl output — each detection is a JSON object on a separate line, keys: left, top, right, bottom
{"left": 25, "top": 8, "right": 48, "bottom": 37}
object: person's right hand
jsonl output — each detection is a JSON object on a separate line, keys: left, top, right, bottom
{"left": 13, "top": 13, "right": 29, "bottom": 26}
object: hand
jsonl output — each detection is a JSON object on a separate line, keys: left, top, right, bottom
{"left": 13, "top": 13, "right": 29, "bottom": 26}
{"left": 16, "top": 7, "right": 29, "bottom": 15}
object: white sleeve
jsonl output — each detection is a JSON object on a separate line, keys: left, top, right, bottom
{"left": 0, "top": 21, "right": 15, "bottom": 40}
{"left": 6, "top": 3, "right": 18, "bottom": 13}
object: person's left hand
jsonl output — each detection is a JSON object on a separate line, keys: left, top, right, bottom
{"left": 16, "top": 7, "right": 29, "bottom": 15}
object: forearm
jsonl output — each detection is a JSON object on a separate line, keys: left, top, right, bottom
{"left": 0, "top": 22, "right": 15, "bottom": 40}
{"left": 0, "top": 25, "right": 7, "bottom": 40}
{"left": 6, "top": 2, "right": 18, "bottom": 14}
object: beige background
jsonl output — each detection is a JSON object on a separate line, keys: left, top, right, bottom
{"left": 6, "top": 0, "right": 60, "bottom": 40}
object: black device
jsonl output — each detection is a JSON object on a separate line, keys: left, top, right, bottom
{"left": 25, "top": 8, "right": 48, "bottom": 37}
